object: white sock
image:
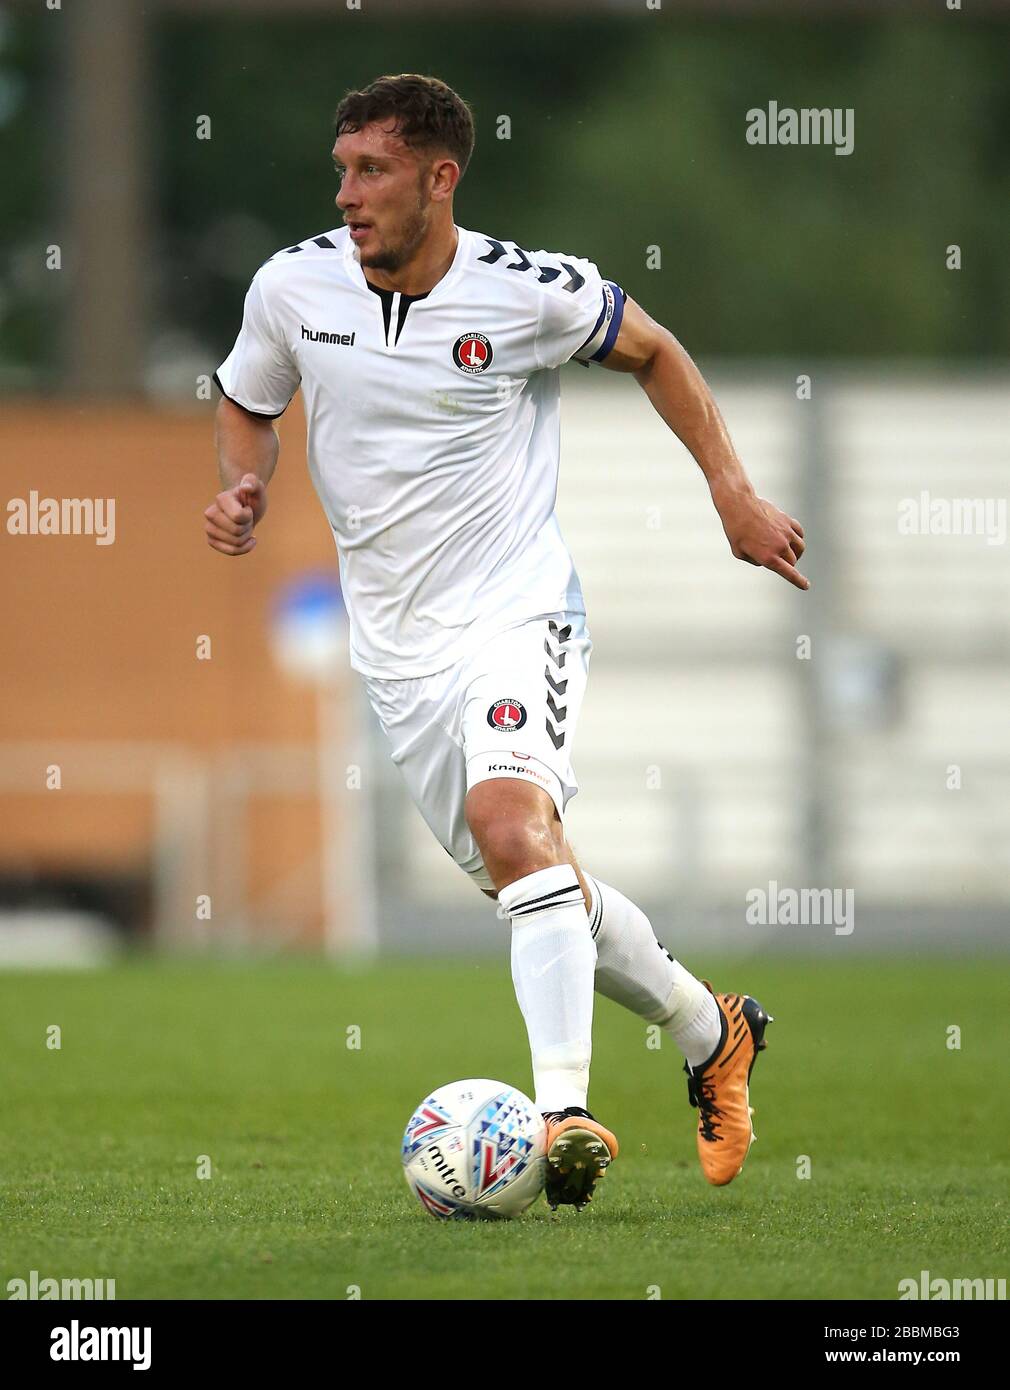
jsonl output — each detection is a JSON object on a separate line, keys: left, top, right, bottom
{"left": 499, "top": 863, "right": 597, "bottom": 1114}
{"left": 586, "top": 874, "right": 721, "bottom": 1068}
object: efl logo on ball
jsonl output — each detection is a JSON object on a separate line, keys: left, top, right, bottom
{"left": 452, "top": 332, "right": 493, "bottom": 374}
{"left": 487, "top": 698, "right": 527, "bottom": 731}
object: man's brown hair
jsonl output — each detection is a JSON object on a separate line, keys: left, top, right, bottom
{"left": 334, "top": 74, "right": 476, "bottom": 180}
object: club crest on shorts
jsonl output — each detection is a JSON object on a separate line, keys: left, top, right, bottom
{"left": 487, "top": 698, "right": 527, "bottom": 732}
{"left": 453, "top": 332, "right": 493, "bottom": 374}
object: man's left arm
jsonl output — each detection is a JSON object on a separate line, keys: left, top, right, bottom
{"left": 599, "top": 295, "right": 808, "bottom": 592}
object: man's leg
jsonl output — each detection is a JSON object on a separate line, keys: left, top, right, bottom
{"left": 559, "top": 841, "right": 771, "bottom": 1189}
{"left": 577, "top": 858, "right": 723, "bottom": 1069}
{"left": 467, "top": 778, "right": 596, "bottom": 1114}
{"left": 466, "top": 777, "right": 618, "bottom": 1209}
{"left": 481, "top": 813, "right": 720, "bottom": 1068}
{"left": 482, "top": 822, "right": 772, "bottom": 1187}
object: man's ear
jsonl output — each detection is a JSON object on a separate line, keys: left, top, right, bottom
{"left": 429, "top": 157, "right": 460, "bottom": 201}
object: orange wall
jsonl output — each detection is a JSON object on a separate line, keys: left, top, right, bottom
{"left": 1, "top": 399, "right": 344, "bottom": 938}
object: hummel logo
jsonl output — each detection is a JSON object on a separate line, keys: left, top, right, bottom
{"left": 301, "top": 325, "right": 355, "bottom": 345}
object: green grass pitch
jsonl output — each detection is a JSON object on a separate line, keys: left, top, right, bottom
{"left": 1, "top": 957, "right": 1007, "bottom": 1300}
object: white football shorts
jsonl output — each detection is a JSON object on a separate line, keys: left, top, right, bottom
{"left": 361, "top": 610, "right": 592, "bottom": 893}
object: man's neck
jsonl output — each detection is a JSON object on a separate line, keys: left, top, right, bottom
{"left": 361, "top": 222, "right": 459, "bottom": 297}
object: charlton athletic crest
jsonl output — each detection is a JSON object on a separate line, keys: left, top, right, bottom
{"left": 453, "top": 332, "right": 493, "bottom": 374}
{"left": 487, "top": 698, "right": 527, "bottom": 732}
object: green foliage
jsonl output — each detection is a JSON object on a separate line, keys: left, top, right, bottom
{"left": 1, "top": 12, "right": 1008, "bottom": 384}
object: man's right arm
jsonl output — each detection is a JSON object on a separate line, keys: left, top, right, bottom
{"left": 204, "top": 396, "right": 278, "bottom": 556}
{"left": 207, "top": 260, "right": 300, "bottom": 557}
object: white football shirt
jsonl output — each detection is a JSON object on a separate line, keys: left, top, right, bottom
{"left": 215, "top": 223, "right": 625, "bottom": 678}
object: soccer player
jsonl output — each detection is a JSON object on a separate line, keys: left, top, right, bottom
{"left": 206, "top": 74, "right": 805, "bottom": 1211}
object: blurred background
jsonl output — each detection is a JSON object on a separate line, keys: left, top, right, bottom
{"left": 1, "top": 0, "right": 1008, "bottom": 964}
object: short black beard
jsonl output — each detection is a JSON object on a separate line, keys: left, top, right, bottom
{"left": 360, "top": 180, "right": 428, "bottom": 273}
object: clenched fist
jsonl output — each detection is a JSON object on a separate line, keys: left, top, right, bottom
{"left": 204, "top": 473, "right": 267, "bottom": 556}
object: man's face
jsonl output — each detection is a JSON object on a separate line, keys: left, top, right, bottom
{"left": 333, "top": 120, "right": 433, "bottom": 272}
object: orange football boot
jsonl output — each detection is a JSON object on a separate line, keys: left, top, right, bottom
{"left": 542, "top": 1107, "right": 619, "bottom": 1210}
{"left": 683, "top": 983, "right": 773, "bottom": 1186}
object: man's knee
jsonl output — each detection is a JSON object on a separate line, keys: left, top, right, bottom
{"left": 477, "top": 814, "right": 557, "bottom": 878}
{"left": 465, "top": 779, "right": 562, "bottom": 883}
